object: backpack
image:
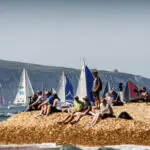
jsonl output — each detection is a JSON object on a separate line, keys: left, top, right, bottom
{"left": 118, "top": 112, "right": 133, "bottom": 120}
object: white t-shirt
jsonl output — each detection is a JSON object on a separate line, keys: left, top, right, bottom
{"left": 106, "top": 96, "right": 113, "bottom": 106}
{"left": 54, "top": 99, "right": 62, "bottom": 110}
{"left": 37, "top": 95, "right": 44, "bottom": 104}
{"left": 100, "top": 103, "right": 110, "bottom": 114}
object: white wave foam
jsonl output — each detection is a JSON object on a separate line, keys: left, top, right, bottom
{"left": 0, "top": 143, "right": 61, "bottom": 149}
{"left": 105, "top": 145, "right": 150, "bottom": 150}
{"left": 0, "top": 144, "right": 150, "bottom": 150}
{"left": 80, "top": 145, "right": 150, "bottom": 150}
{"left": 0, "top": 112, "right": 14, "bottom": 117}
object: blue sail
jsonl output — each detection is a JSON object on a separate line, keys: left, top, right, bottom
{"left": 65, "top": 75, "right": 74, "bottom": 103}
{"left": 85, "top": 65, "right": 94, "bottom": 102}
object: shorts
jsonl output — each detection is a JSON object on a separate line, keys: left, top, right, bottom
{"left": 101, "top": 113, "right": 116, "bottom": 119}
{"left": 84, "top": 111, "right": 94, "bottom": 116}
{"left": 92, "top": 91, "right": 100, "bottom": 98}
{"left": 51, "top": 106, "right": 61, "bottom": 113}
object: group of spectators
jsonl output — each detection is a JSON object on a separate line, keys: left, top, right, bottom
{"left": 28, "top": 70, "right": 150, "bottom": 125}
{"left": 27, "top": 91, "right": 62, "bottom": 116}
{"left": 26, "top": 70, "right": 121, "bottom": 126}
{"left": 134, "top": 87, "right": 150, "bottom": 102}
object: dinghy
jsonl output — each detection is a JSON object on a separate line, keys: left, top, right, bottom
{"left": 8, "top": 69, "right": 34, "bottom": 111}
{"left": 124, "top": 80, "right": 139, "bottom": 103}
{"left": 76, "top": 61, "right": 94, "bottom": 102}
{"left": 0, "top": 96, "right": 6, "bottom": 108}
{"left": 58, "top": 72, "right": 74, "bottom": 106}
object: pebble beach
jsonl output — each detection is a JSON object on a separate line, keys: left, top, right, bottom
{"left": 0, "top": 103, "right": 150, "bottom": 146}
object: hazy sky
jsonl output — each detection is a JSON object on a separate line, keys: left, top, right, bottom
{"left": 0, "top": 0, "right": 150, "bottom": 77}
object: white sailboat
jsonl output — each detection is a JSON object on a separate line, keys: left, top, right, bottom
{"left": 58, "top": 72, "right": 74, "bottom": 106}
{"left": 76, "top": 61, "right": 94, "bottom": 102}
{"left": 13, "top": 68, "right": 34, "bottom": 106}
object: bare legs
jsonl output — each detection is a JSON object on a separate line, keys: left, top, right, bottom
{"left": 58, "top": 112, "right": 76, "bottom": 124}
{"left": 89, "top": 112, "right": 101, "bottom": 126}
{"left": 46, "top": 105, "right": 51, "bottom": 116}
{"left": 70, "top": 113, "right": 83, "bottom": 124}
{"left": 95, "top": 98, "right": 100, "bottom": 109}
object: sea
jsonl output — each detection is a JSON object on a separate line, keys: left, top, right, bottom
{"left": 0, "top": 107, "right": 150, "bottom": 150}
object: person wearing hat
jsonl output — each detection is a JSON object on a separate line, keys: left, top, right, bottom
{"left": 92, "top": 69, "right": 102, "bottom": 109}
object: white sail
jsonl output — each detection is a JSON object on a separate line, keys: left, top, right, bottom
{"left": 57, "top": 72, "right": 74, "bottom": 105}
{"left": 76, "top": 61, "right": 87, "bottom": 101}
{"left": 51, "top": 88, "right": 56, "bottom": 94}
{"left": 58, "top": 72, "right": 66, "bottom": 104}
{"left": 13, "top": 69, "right": 34, "bottom": 106}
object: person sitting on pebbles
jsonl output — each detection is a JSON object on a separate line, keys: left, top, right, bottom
{"left": 50, "top": 93, "right": 62, "bottom": 113}
{"left": 38, "top": 92, "right": 62, "bottom": 116}
{"left": 37, "top": 91, "right": 54, "bottom": 116}
{"left": 70, "top": 96, "right": 94, "bottom": 125}
{"left": 88, "top": 98, "right": 114, "bottom": 126}
{"left": 58, "top": 96, "right": 84, "bottom": 124}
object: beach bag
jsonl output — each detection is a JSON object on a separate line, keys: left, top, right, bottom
{"left": 118, "top": 112, "right": 133, "bottom": 120}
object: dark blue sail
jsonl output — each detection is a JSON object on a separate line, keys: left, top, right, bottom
{"left": 85, "top": 65, "right": 94, "bottom": 102}
{"left": 65, "top": 75, "right": 74, "bottom": 103}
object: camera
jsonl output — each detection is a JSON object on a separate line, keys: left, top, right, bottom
{"left": 28, "top": 96, "right": 32, "bottom": 100}
{"left": 118, "top": 83, "right": 123, "bottom": 91}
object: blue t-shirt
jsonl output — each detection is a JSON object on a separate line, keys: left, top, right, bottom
{"left": 47, "top": 96, "right": 54, "bottom": 105}
{"left": 110, "top": 92, "right": 120, "bottom": 101}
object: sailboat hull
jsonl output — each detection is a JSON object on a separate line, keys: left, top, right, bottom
{"left": 7, "top": 105, "right": 26, "bottom": 114}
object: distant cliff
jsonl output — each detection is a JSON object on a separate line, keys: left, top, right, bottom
{"left": 0, "top": 59, "right": 149, "bottom": 104}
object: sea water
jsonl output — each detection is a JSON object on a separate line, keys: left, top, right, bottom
{"left": 0, "top": 108, "right": 150, "bottom": 150}
{"left": 0, "top": 106, "right": 16, "bottom": 122}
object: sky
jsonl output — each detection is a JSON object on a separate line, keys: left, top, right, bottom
{"left": 0, "top": 0, "right": 150, "bottom": 77}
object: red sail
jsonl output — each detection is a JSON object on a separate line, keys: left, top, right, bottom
{"left": 1, "top": 96, "right": 5, "bottom": 105}
{"left": 128, "top": 81, "right": 138, "bottom": 99}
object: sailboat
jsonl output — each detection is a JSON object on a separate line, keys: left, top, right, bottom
{"left": 76, "top": 61, "right": 94, "bottom": 102}
{"left": 8, "top": 69, "right": 34, "bottom": 110}
{"left": 0, "top": 96, "right": 6, "bottom": 108}
{"left": 102, "top": 81, "right": 111, "bottom": 98}
{"left": 124, "top": 80, "right": 139, "bottom": 103}
{"left": 50, "top": 88, "right": 57, "bottom": 94}
{"left": 1, "top": 96, "right": 6, "bottom": 106}
{"left": 58, "top": 72, "right": 74, "bottom": 106}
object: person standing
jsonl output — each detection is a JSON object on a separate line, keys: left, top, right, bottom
{"left": 92, "top": 70, "right": 102, "bottom": 109}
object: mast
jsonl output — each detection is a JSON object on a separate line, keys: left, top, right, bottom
{"left": 24, "top": 69, "right": 27, "bottom": 105}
